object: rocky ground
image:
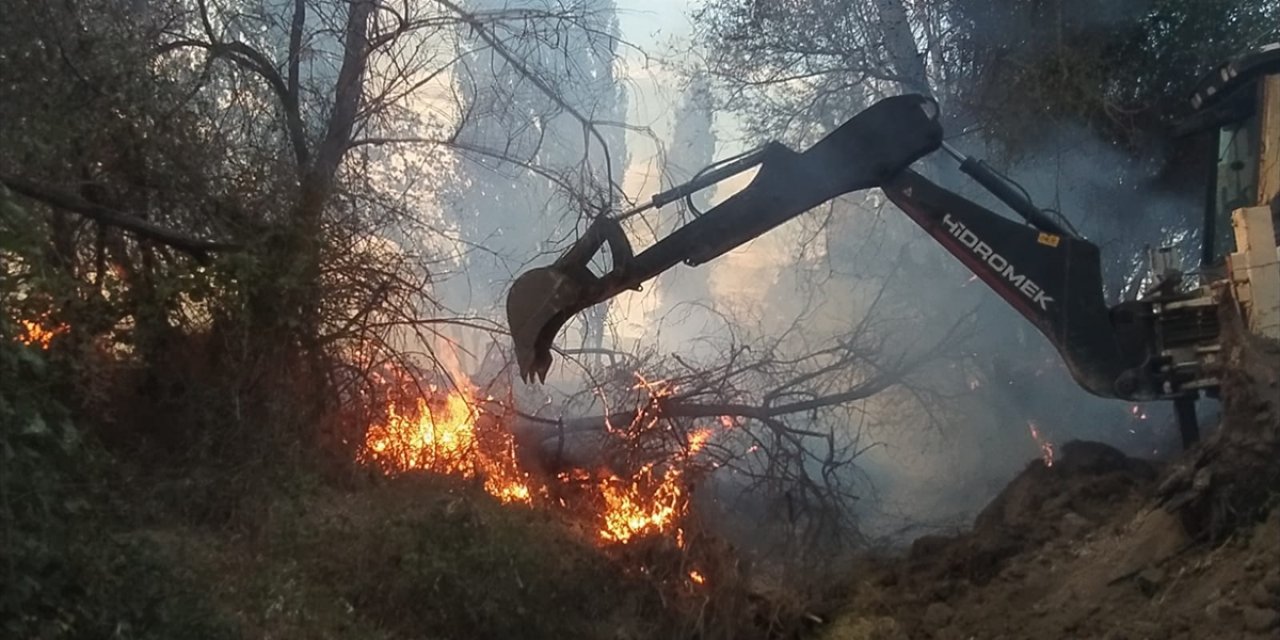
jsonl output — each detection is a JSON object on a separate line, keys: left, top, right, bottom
{"left": 822, "top": 443, "right": 1279, "bottom": 640}
{"left": 821, "top": 316, "right": 1280, "bottom": 640}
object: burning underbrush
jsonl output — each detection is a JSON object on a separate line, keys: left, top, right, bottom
{"left": 358, "top": 390, "right": 536, "bottom": 505}
{"left": 350, "top": 364, "right": 721, "bottom": 558}
{"left": 326, "top": 365, "right": 821, "bottom": 638}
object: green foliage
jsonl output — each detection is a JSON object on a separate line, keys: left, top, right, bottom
{"left": 274, "top": 480, "right": 661, "bottom": 640}
{"left": 1, "top": 323, "right": 85, "bottom": 620}
{"left": 0, "top": 336, "right": 234, "bottom": 639}
{"left": 947, "top": 0, "right": 1280, "bottom": 155}
{"left": 0, "top": 203, "right": 234, "bottom": 636}
{"left": 3, "top": 536, "right": 237, "bottom": 640}
{"left": 0, "top": 187, "right": 71, "bottom": 314}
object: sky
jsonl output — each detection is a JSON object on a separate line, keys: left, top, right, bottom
{"left": 616, "top": 0, "right": 694, "bottom": 48}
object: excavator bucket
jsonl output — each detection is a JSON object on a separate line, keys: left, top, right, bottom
{"left": 505, "top": 94, "right": 944, "bottom": 383}
{"left": 507, "top": 217, "right": 635, "bottom": 383}
{"left": 506, "top": 265, "right": 585, "bottom": 383}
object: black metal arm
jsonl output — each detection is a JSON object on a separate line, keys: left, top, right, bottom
{"left": 590, "top": 93, "right": 945, "bottom": 304}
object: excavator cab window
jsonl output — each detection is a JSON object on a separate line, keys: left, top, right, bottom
{"left": 1207, "top": 109, "right": 1260, "bottom": 264}
{"left": 1184, "top": 43, "right": 1280, "bottom": 268}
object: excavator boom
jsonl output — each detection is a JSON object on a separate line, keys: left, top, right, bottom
{"left": 882, "top": 170, "right": 1152, "bottom": 399}
{"left": 506, "top": 94, "right": 944, "bottom": 382}
{"left": 504, "top": 92, "right": 1154, "bottom": 397}
{"left": 504, "top": 92, "right": 1156, "bottom": 395}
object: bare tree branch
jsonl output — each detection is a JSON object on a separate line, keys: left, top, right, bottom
{"left": 432, "top": 0, "right": 622, "bottom": 199}
{"left": 0, "top": 174, "right": 238, "bottom": 254}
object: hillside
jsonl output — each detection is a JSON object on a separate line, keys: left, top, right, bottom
{"left": 822, "top": 317, "right": 1280, "bottom": 640}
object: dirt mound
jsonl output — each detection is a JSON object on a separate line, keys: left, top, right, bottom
{"left": 822, "top": 314, "right": 1280, "bottom": 640}
{"left": 824, "top": 454, "right": 1278, "bottom": 640}
{"left": 897, "top": 441, "right": 1157, "bottom": 590}
{"left": 972, "top": 440, "right": 1156, "bottom": 541}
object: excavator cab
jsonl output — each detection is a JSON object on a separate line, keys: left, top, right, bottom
{"left": 1136, "top": 42, "right": 1280, "bottom": 444}
{"left": 1179, "top": 43, "right": 1280, "bottom": 270}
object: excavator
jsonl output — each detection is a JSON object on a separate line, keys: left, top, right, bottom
{"left": 505, "top": 44, "right": 1280, "bottom": 448}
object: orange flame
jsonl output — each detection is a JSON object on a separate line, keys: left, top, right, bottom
{"left": 594, "top": 424, "right": 717, "bottom": 543}
{"left": 16, "top": 318, "right": 67, "bottom": 349}
{"left": 360, "top": 367, "right": 717, "bottom": 547}
{"left": 360, "top": 388, "right": 533, "bottom": 504}
{"left": 597, "top": 463, "right": 687, "bottom": 543}
{"left": 687, "top": 428, "right": 713, "bottom": 455}
{"left": 689, "top": 570, "right": 706, "bottom": 585}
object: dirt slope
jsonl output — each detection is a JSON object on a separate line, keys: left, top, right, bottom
{"left": 822, "top": 316, "right": 1280, "bottom": 640}
{"left": 823, "top": 443, "right": 1279, "bottom": 640}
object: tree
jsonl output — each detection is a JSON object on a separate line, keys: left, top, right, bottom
{"left": 0, "top": 0, "right": 637, "bottom": 488}
{"left": 443, "top": 0, "right": 628, "bottom": 318}
{"left": 944, "top": 0, "right": 1279, "bottom": 154}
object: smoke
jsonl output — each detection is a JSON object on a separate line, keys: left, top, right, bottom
{"left": 636, "top": 119, "right": 1205, "bottom": 544}
{"left": 427, "top": 0, "right": 1218, "bottom": 552}
{"left": 813, "top": 123, "right": 1205, "bottom": 539}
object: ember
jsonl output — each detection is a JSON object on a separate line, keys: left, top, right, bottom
{"left": 1027, "top": 420, "right": 1056, "bottom": 467}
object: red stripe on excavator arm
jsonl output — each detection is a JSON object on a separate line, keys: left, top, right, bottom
{"left": 890, "top": 192, "right": 1048, "bottom": 332}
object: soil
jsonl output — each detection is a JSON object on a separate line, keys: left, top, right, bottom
{"left": 821, "top": 313, "right": 1280, "bottom": 640}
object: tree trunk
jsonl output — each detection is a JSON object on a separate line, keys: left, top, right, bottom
{"left": 870, "top": 0, "right": 931, "bottom": 96}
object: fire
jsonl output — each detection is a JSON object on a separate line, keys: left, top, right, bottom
{"left": 687, "top": 428, "right": 713, "bottom": 455}
{"left": 597, "top": 463, "right": 687, "bottom": 543}
{"left": 595, "top": 425, "right": 715, "bottom": 543}
{"left": 359, "top": 367, "right": 719, "bottom": 547}
{"left": 1027, "top": 421, "right": 1056, "bottom": 468}
{"left": 688, "top": 570, "right": 706, "bottom": 585}
{"left": 570, "top": 374, "right": 713, "bottom": 543}
{"left": 362, "top": 394, "right": 474, "bottom": 474}
{"left": 15, "top": 317, "right": 67, "bottom": 349}
{"left": 359, "top": 387, "right": 533, "bottom": 504}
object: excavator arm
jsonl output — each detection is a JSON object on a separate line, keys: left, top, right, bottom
{"left": 507, "top": 94, "right": 944, "bottom": 382}
{"left": 506, "top": 44, "right": 1280, "bottom": 453}
{"left": 504, "top": 94, "right": 1156, "bottom": 400}
{"left": 882, "top": 170, "right": 1153, "bottom": 399}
